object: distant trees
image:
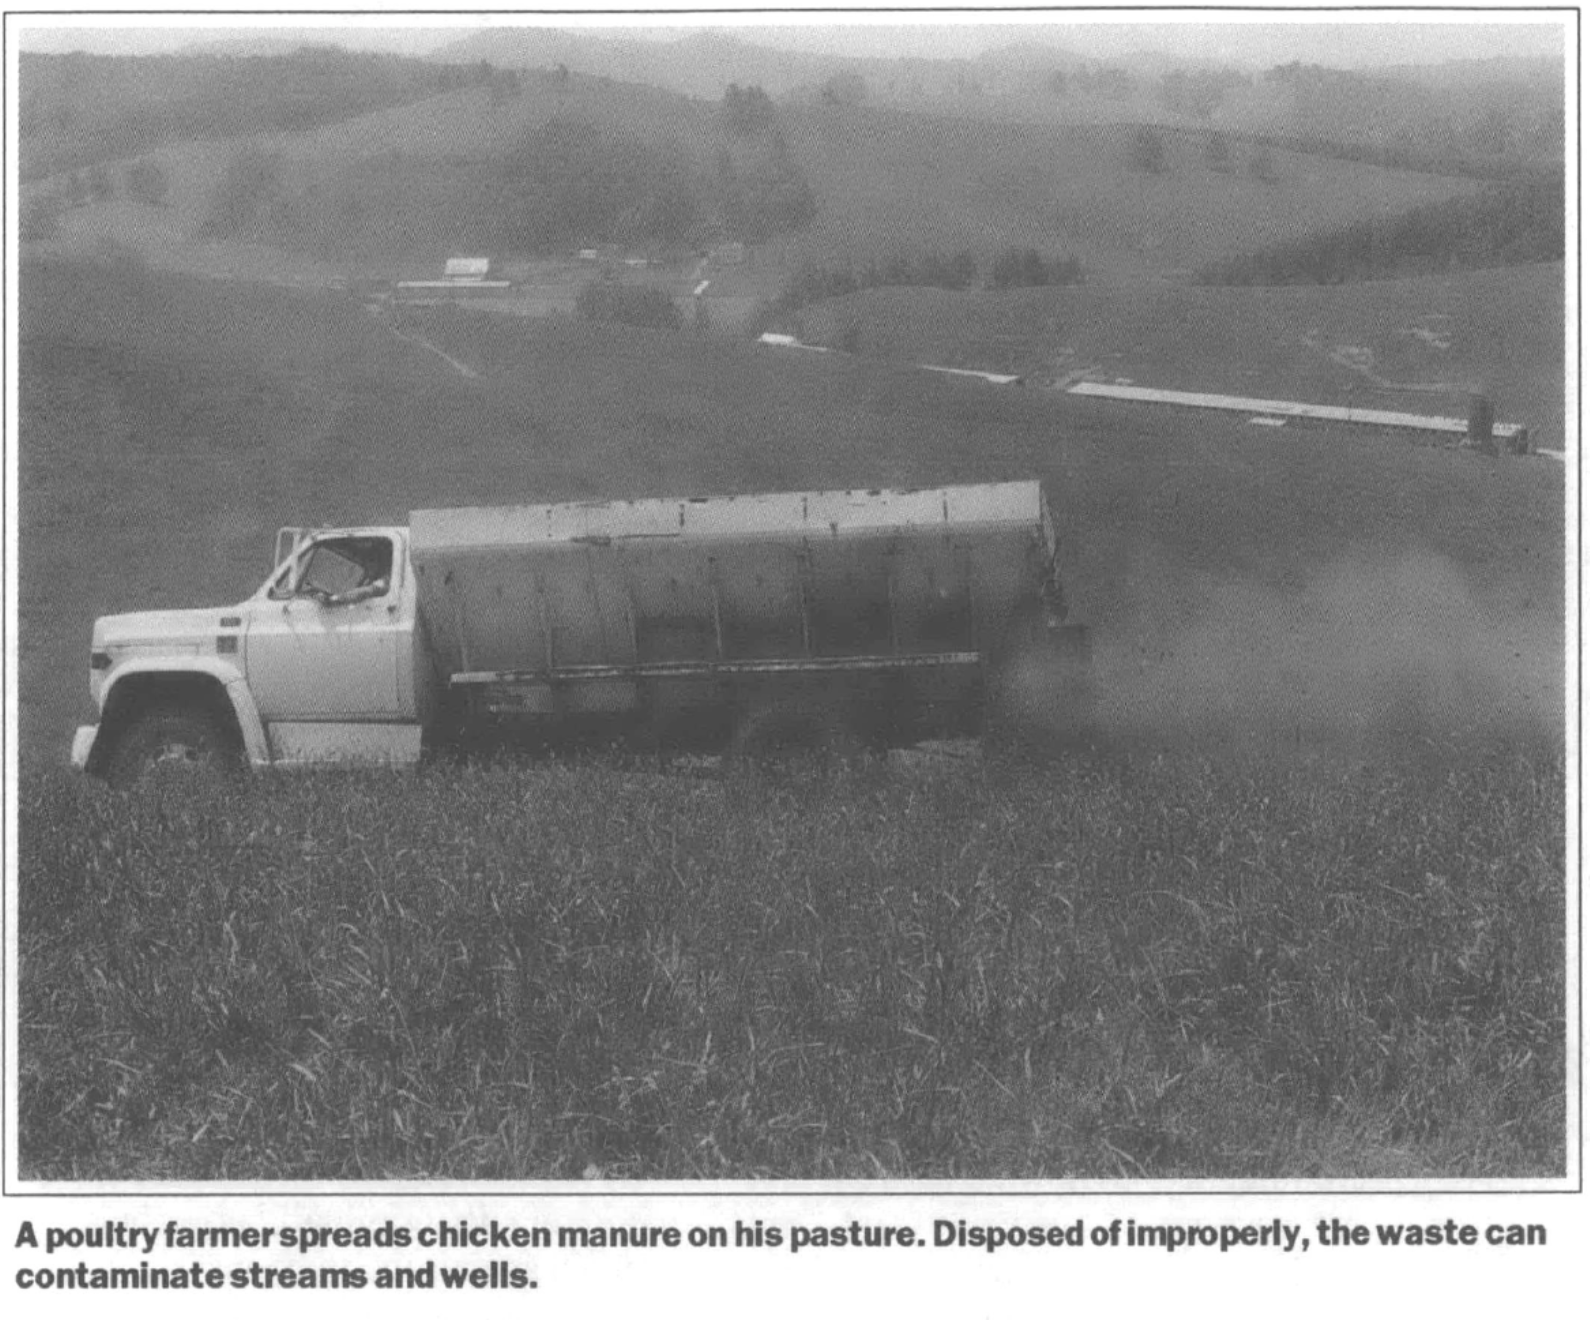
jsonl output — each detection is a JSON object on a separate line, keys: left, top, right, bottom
{"left": 490, "top": 120, "right": 703, "bottom": 252}
{"left": 986, "top": 248, "right": 1083, "bottom": 289}
{"left": 1248, "top": 144, "right": 1279, "bottom": 184}
{"left": 1074, "top": 64, "right": 1134, "bottom": 100}
{"left": 721, "top": 83, "right": 777, "bottom": 137}
{"left": 1159, "top": 67, "right": 1248, "bottom": 121}
{"left": 819, "top": 72, "right": 868, "bottom": 106}
{"left": 1258, "top": 59, "right": 1564, "bottom": 178}
{"left": 715, "top": 85, "right": 818, "bottom": 243}
{"left": 762, "top": 245, "right": 1084, "bottom": 321}
{"left": 1129, "top": 125, "right": 1169, "bottom": 174}
{"left": 123, "top": 158, "right": 168, "bottom": 206}
{"left": 1204, "top": 131, "right": 1233, "bottom": 171}
{"left": 1192, "top": 173, "right": 1564, "bottom": 285}
{"left": 198, "top": 146, "right": 284, "bottom": 239}
{"left": 575, "top": 279, "right": 682, "bottom": 330}
{"left": 486, "top": 65, "right": 523, "bottom": 104}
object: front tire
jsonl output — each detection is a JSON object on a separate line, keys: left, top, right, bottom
{"left": 106, "top": 706, "right": 239, "bottom": 788}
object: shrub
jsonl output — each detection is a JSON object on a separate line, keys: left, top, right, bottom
{"left": 199, "top": 146, "right": 285, "bottom": 240}
{"left": 575, "top": 280, "right": 682, "bottom": 330}
{"left": 124, "top": 158, "right": 168, "bottom": 206}
{"left": 1129, "top": 125, "right": 1169, "bottom": 175}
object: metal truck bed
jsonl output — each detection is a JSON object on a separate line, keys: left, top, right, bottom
{"left": 409, "top": 483, "right": 1055, "bottom": 715}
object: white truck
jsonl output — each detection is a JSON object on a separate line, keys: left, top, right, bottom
{"left": 72, "top": 481, "right": 1088, "bottom": 783}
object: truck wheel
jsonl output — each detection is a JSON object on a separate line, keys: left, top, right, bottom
{"left": 106, "top": 707, "right": 239, "bottom": 789}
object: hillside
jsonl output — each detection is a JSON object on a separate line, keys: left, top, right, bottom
{"left": 18, "top": 258, "right": 1562, "bottom": 765}
{"left": 787, "top": 262, "right": 1567, "bottom": 451}
{"left": 770, "top": 109, "right": 1480, "bottom": 280}
{"left": 22, "top": 69, "right": 1484, "bottom": 284}
{"left": 433, "top": 28, "right": 1564, "bottom": 174}
{"left": 17, "top": 47, "right": 464, "bottom": 181}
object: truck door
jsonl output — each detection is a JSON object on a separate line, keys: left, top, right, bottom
{"left": 244, "top": 534, "right": 405, "bottom": 722}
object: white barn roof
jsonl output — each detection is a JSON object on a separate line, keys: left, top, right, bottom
{"left": 444, "top": 257, "right": 492, "bottom": 280}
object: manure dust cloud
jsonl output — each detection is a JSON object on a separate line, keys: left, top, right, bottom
{"left": 1009, "top": 549, "right": 1563, "bottom": 750}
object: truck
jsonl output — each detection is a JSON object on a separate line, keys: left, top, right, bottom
{"left": 71, "top": 481, "right": 1088, "bottom": 784}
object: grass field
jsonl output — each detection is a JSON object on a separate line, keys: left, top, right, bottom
{"left": 19, "top": 739, "right": 1563, "bottom": 1180}
{"left": 15, "top": 257, "right": 1568, "bottom": 1179}
{"left": 791, "top": 262, "right": 1568, "bottom": 453}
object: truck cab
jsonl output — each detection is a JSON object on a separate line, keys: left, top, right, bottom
{"left": 73, "top": 526, "right": 430, "bottom": 783}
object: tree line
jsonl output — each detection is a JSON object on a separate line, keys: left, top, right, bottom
{"left": 1192, "top": 173, "right": 1563, "bottom": 285}
{"left": 194, "top": 91, "right": 820, "bottom": 259}
{"left": 763, "top": 246, "right": 1084, "bottom": 320}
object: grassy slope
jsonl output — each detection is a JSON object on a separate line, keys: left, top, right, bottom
{"left": 21, "top": 259, "right": 1564, "bottom": 758}
{"left": 773, "top": 109, "right": 1480, "bottom": 280}
{"left": 794, "top": 263, "right": 1568, "bottom": 450}
{"left": 28, "top": 75, "right": 1481, "bottom": 284}
{"left": 20, "top": 748, "right": 1563, "bottom": 1180}
{"left": 17, "top": 260, "right": 1566, "bottom": 1179}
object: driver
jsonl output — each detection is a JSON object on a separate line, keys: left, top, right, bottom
{"left": 298, "top": 538, "right": 391, "bottom": 607}
{"left": 326, "top": 571, "right": 388, "bottom": 607}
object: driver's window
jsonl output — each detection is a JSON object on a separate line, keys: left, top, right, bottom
{"left": 273, "top": 537, "right": 392, "bottom": 602}
{"left": 300, "top": 543, "right": 369, "bottom": 597}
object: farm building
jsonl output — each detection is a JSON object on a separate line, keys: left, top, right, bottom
{"left": 444, "top": 257, "right": 493, "bottom": 282}
{"left": 1065, "top": 381, "right": 1528, "bottom": 450}
{"left": 393, "top": 256, "right": 513, "bottom": 301}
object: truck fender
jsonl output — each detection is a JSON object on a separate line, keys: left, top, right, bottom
{"left": 98, "top": 659, "right": 271, "bottom": 769}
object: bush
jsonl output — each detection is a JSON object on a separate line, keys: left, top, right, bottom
{"left": 987, "top": 247, "right": 1084, "bottom": 290}
{"left": 575, "top": 280, "right": 682, "bottom": 330}
{"left": 199, "top": 146, "right": 284, "bottom": 240}
{"left": 1193, "top": 173, "right": 1564, "bottom": 285}
{"left": 492, "top": 119, "right": 704, "bottom": 253}
{"left": 1129, "top": 125, "right": 1169, "bottom": 175}
{"left": 124, "top": 158, "right": 168, "bottom": 206}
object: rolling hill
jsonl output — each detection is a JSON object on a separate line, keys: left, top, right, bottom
{"left": 18, "top": 257, "right": 1563, "bottom": 766}
{"left": 433, "top": 27, "right": 1564, "bottom": 175}
{"left": 24, "top": 68, "right": 1484, "bottom": 285}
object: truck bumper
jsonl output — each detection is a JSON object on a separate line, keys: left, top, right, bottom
{"left": 71, "top": 724, "right": 99, "bottom": 771}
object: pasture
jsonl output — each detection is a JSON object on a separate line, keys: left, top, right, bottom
{"left": 14, "top": 257, "right": 1567, "bottom": 1179}
{"left": 791, "top": 262, "right": 1568, "bottom": 453}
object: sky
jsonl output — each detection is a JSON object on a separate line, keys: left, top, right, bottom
{"left": 12, "top": 8, "right": 1569, "bottom": 68}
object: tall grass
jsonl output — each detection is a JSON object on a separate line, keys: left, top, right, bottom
{"left": 18, "top": 737, "right": 1564, "bottom": 1180}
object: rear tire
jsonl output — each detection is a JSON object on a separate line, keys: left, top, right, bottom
{"left": 106, "top": 706, "right": 239, "bottom": 789}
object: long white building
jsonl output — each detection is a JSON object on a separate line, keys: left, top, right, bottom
{"left": 1066, "top": 381, "right": 1527, "bottom": 447}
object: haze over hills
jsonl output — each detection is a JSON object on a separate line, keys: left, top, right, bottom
{"left": 17, "top": 19, "right": 1568, "bottom": 447}
{"left": 20, "top": 15, "right": 1565, "bottom": 66}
